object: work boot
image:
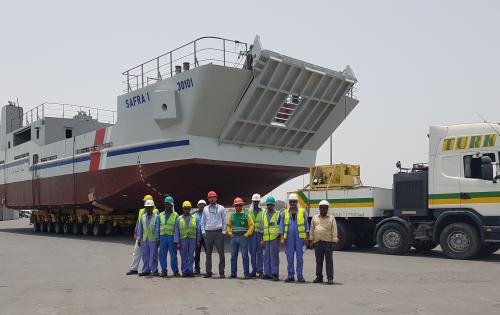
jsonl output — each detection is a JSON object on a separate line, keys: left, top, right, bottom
{"left": 327, "top": 279, "right": 334, "bottom": 285}
{"left": 194, "top": 269, "right": 201, "bottom": 275}
{"left": 272, "top": 275, "right": 279, "bottom": 281}
{"left": 151, "top": 272, "right": 159, "bottom": 277}
{"left": 219, "top": 274, "right": 226, "bottom": 279}
{"left": 138, "top": 272, "right": 150, "bottom": 277}
{"left": 160, "top": 272, "right": 168, "bottom": 278}
{"left": 313, "top": 278, "right": 323, "bottom": 284}
{"left": 297, "top": 277, "right": 306, "bottom": 283}
{"left": 126, "top": 270, "right": 138, "bottom": 276}
{"left": 250, "top": 271, "right": 256, "bottom": 278}
{"left": 263, "top": 275, "right": 272, "bottom": 280}
{"left": 229, "top": 274, "right": 237, "bottom": 279}
{"left": 285, "top": 277, "right": 294, "bottom": 283}
{"left": 182, "top": 273, "right": 189, "bottom": 277}
{"left": 173, "top": 272, "right": 181, "bottom": 277}
{"left": 203, "top": 272, "right": 213, "bottom": 278}
{"left": 244, "top": 274, "right": 252, "bottom": 280}
{"left": 257, "top": 273, "right": 264, "bottom": 279}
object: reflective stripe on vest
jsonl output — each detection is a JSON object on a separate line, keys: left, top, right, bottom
{"left": 137, "top": 208, "right": 159, "bottom": 226}
{"left": 283, "top": 208, "right": 306, "bottom": 239}
{"left": 262, "top": 211, "right": 280, "bottom": 241}
{"left": 179, "top": 216, "right": 197, "bottom": 239}
{"left": 247, "top": 208, "right": 263, "bottom": 233}
{"left": 141, "top": 214, "right": 157, "bottom": 242}
{"left": 160, "top": 212, "right": 178, "bottom": 236}
{"left": 230, "top": 212, "right": 249, "bottom": 233}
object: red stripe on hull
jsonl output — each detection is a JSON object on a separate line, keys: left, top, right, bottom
{"left": 89, "top": 128, "right": 106, "bottom": 172}
{"left": 0, "top": 159, "right": 307, "bottom": 211}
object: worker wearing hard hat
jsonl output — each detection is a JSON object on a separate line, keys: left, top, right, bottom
{"left": 126, "top": 195, "right": 159, "bottom": 275}
{"left": 174, "top": 201, "right": 200, "bottom": 277}
{"left": 280, "top": 193, "right": 310, "bottom": 283}
{"left": 260, "top": 196, "right": 281, "bottom": 281}
{"left": 310, "top": 200, "right": 337, "bottom": 285}
{"left": 227, "top": 197, "right": 254, "bottom": 279}
{"left": 247, "top": 193, "right": 264, "bottom": 278}
{"left": 194, "top": 199, "right": 207, "bottom": 275}
{"left": 200, "top": 191, "right": 227, "bottom": 278}
{"left": 136, "top": 199, "right": 161, "bottom": 276}
{"left": 158, "top": 196, "right": 180, "bottom": 277}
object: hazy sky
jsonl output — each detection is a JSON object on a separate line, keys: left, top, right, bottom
{"left": 1, "top": 0, "right": 500, "bottom": 200}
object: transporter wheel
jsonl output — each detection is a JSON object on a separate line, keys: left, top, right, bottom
{"left": 439, "top": 223, "right": 480, "bottom": 260}
{"left": 376, "top": 222, "right": 410, "bottom": 255}
{"left": 333, "top": 221, "right": 355, "bottom": 251}
{"left": 40, "top": 222, "right": 46, "bottom": 232}
{"left": 72, "top": 223, "right": 81, "bottom": 234}
{"left": 33, "top": 222, "right": 40, "bottom": 232}
{"left": 54, "top": 223, "right": 62, "bottom": 234}
{"left": 104, "top": 222, "right": 113, "bottom": 236}
{"left": 82, "top": 223, "right": 91, "bottom": 236}
{"left": 354, "top": 229, "right": 376, "bottom": 249}
{"left": 46, "top": 222, "right": 54, "bottom": 233}
{"left": 62, "top": 223, "right": 71, "bottom": 234}
{"left": 412, "top": 240, "right": 438, "bottom": 252}
{"left": 92, "top": 224, "right": 103, "bottom": 236}
{"left": 478, "top": 243, "right": 500, "bottom": 256}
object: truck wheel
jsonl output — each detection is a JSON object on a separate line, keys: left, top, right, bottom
{"left": 92, "top": 224, "right": 103, "bottom": 236}
{"left": 46, "top": 222, "right": 54, "bottom": 233}
{"left": 412, "top": 240, "right": 438, "bottom": 252}
{"left": 333, "top": 221, "right": 354, "bottom": 251}
{"left": 354, "top": 229, "right": 376, "bottom": 249}
{"left": 63, "top": 223, "right": 71, "bottom": 234}
{"left": 82, "top": 223, "right": 91, "bottom": 236}
{"left": 478, "top": 243, "right": 500, "bottom": 256}
{"left": 376, "top": 222, "right": 410, "bottom": 255}
{"left": 72, "top": 223, "right": 81, "bottom": 234}
{"left": 439, "top": 223, "right": 480, "bottom": 259}
{"left": 104, "top": 222, "right": 113, "bottom": 236}
{"left": 33, "top": 222, "right": 40, "bottom": 232}
{"left": 54, "top": 223, "right": 62, "bottom": 234}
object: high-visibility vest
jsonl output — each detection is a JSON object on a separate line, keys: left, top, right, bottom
{"left": 247, "top": 208, "right": 264, "bottom": 233}
{"left": 137, "top": 208, "right": 159, "bottom": 226}
{"left": 160, "top": 211, "right": 178, "bottom": 236}
{"left": 262, "top": 211, "right": 280, "bottom": 241}
{"left": 230, "top": 212, "right": 249, "bottom": 233}
{"left": 283, "top": 208, "right": 306, "bottom": 239}
{"left": 179, "top": 216, "right": 197, "bottom": 239}
{"left": 141, "top": 214, "right": 157, "bottom": 242}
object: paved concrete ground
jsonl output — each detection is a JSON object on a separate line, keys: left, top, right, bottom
{"left": 1, "top": 218, "right": 499, "bottom": 315}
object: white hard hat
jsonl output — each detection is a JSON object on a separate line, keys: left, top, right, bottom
{"left": 288, "top": 193, "right": 298, "bottom": 201}
{"left": 251, "top": 193, "right": 261, "bottom": 201}
{"left": 197, "top": 199, "right": 207, "bottom": 206}
{"left": 319, "top": 200, "right": 330, "bottom": 207}
{"left": 144, "top": 200, "right": 155, "bottom": 207}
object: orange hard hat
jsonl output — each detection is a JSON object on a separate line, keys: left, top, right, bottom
{"left": 233, "top": 197, "right": 244, "bottom": 206}
{"left": 207, "top": 191, "right": 218, "bottom": 198}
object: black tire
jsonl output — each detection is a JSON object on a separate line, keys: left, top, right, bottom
{"left": 72, "top": 223, "right": 81, "bottom": 234}
{"left": 478, "top": 243, "right": 500, "bottom": 256}
{"left": 33, "top": 222, "right": 40, "bottom": 232}
{"left": 354, "top": 229, "right": 376, "bottom": 249}
{"left": 40, "top": 222, "right": 46, "bottom": 232}
{"left": 82, "top": 223, "right": 91, "bottom": 236}
{"left": 54, "top": 223, "right": 62, "bottom": 234}
{"left": 376, "top": 222, "right": 411, "bottom": 255}
{"left": 333, "top": 221, "right": 355, "bottom": 251}
{"left": 104, "top": 222, "right": 113, "bottom": 236}
{"left": 412, "top": 240, "right": 438, "bottom": 252}
{"left": 63, "top": 223, "right": 71, "bottom": 234}
{"left": 92, "top": 223, "right": 103, "bottom": 236}
{"left": 439, "top": 223, "right": 480, "bottom": 259}
{"left": 46, "top": 222, "right": 54, "bottom": 233}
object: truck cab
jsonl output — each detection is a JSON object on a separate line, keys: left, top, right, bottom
{"left": 377, "top": 123, "right": 500, "bottom": 259}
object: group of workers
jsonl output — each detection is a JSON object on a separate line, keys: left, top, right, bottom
{"left": 126, "top": 190, "right": 338, "bottom": 284}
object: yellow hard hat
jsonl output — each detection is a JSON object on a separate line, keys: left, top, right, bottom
{"left": 143, "top": 194, "right": 153, "bottom": 201}
{"left": 182, "top": 201, "right": 192, "bottom": 208}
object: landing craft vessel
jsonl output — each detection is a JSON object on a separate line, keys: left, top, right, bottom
{"left": 0, "top": 36, "right": 358, "bottom": 235}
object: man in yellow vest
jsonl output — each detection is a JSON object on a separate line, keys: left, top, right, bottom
{"left": 126, "top": 195, "right": 159, "bottom": 275}
{"left": 227, "top": 197, "right": 254, "bottom": 279}
{"left": 174, "top": 201, "right": 200, "bottom": 277}
{"left": 260, "top": 196, "right": 280, "bottom": 281}
{"left": 159, "top": 196, "right": 180, "bottom": 277}
{"left": 280, "top": 193, "right": 310, "bottom": 283}
{"left": 247, "top": 193, "right": 264, "bottom": 278}
{"left": 136, "top": 199, "right": 160, "bottom": 276}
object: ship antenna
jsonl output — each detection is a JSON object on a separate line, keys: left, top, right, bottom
{"left": 476, "top": 112, "right": 500, "bottom": 137}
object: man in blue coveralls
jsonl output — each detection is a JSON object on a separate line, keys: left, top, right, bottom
{"left": 158, "top": 196, "right": 180, "bottom": 277}
{"left": 137, "top": 199, "right": 160, "bottom": 276}
{"left": 280, "top": 193, "right": 309, "bottom": 283}
{"left": 174, "top": 201, "right": 201, "bottom": 277}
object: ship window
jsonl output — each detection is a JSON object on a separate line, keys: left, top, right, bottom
{"left": 8, "top": 141, "right": 10, "bottom": 149}
{"left": 65, "top": 128, "right": 73, "bottom": 139}
{"left": 36, "top": 128, "right": 40, "bottom": 139}
{"left": 13, "top": 127, "right": 31, "bottom": 146}
{"left": 463, "top": 153, "right": 495, "bottom": 179}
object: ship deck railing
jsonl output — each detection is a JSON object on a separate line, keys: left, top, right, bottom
{"left": 15, "top": 102, "right": 117, "bottom": 127}
{"left": 122, "top": 36, "right": 248, "bottom": 93}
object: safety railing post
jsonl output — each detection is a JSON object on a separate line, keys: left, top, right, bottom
{"left": 62, "top": 104, "right": 65, "bottom": 119}
{"left": 223, "top": 39, "right": 226, "bottom": 66}
{"left": 141, "top": 64, "right": 144, "bottom": 88}
{"left": 170, "top": 52, "right": 173, "bottom": 77}
{"left": 157, "top": 57, "right": 161, "bottom": 81}
{"left": 127, "top": 71, "right": 131, "bottom": 92}
{"left": 194, "top": 41, "right": 197, "bottom": 67}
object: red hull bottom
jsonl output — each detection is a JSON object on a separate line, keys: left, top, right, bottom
{"left": 0, "top": 159, "right": 307, "bottom": 211}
